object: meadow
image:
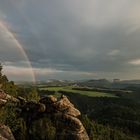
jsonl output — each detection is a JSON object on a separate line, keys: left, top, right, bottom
{"left": 39, "top": 86, "right": 117, "bottom": 97}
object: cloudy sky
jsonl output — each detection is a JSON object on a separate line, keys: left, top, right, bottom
{"left": 0, "top": 0, "right": 140, "bottom": 81}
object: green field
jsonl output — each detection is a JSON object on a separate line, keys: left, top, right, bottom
{"left": 39, "top": 86, "right": 117, "bottom": 97}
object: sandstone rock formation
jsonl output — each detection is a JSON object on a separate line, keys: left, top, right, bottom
{"left": 39, "top": 95, "right": 89, "bottom": 140}
{"left": 0, "top": 90, "right": 89, "bottom": 140}
{"left": 0, "top": 89, "right": 19, "bottom": 106}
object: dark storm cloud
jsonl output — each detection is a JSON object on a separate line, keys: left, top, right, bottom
{"left": 1, "top": 0, "right": 140, "bottom": 80}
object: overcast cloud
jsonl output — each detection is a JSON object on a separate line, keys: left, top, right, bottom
{"left": 0, "top": 0, "right": 140, "bottom": 81}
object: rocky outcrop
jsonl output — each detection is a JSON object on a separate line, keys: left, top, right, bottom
{"left": 0, "top": 89, "right": 19, "bottom": 106}
{"left": 0, "top": 125, "right": 15, "bottom": 140}
{"left": 0, "top": 90, "right": 89, "bottom": 140}
{"left": 39, "top": 95, "right": 89, "bottom": 140}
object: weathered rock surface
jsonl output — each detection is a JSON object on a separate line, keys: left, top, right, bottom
{"left": 54, "top": 95, "right": 81, "bottom": 117}
{"left": 40, "top": 95, "right": 89, "bottom": 140}
{"left": 0, "top": 89, "right": 19, "bottom": 106}
{"left": 0, "top": 125, "right": 15, "bottom": 140}
{"left": 0, "top": 90, "right": 89, "bottom": 140}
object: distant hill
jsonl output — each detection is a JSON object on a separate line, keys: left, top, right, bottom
{"left": 120, "top": 80, "right": 140, "bottom": 84}
{"left": 77, "top": 79, "right": 111, "bottom": 88}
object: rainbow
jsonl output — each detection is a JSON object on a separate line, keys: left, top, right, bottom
{"left": 0, "top": 20, "right": 36, "bottom": 82}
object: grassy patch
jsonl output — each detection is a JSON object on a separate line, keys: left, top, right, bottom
{"left": 39, "top": 86, "right": 117, "bottom": 97}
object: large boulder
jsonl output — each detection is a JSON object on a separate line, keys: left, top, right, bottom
{"left": 0, "top": 89, "right": 19, "bottom": 106}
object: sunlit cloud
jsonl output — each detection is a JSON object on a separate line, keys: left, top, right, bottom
{"left": 129, "top": 59, "right": 140, "bottom": 65}
{"left": 3, "top": 66, "right": 63, "bottom": 80}
{"left": 3, "top": 65, "right": 97, "bottom": 81}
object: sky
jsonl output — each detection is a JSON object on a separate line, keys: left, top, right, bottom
{"left": 0, "top": 0, "right": 140, "bottom": 81}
